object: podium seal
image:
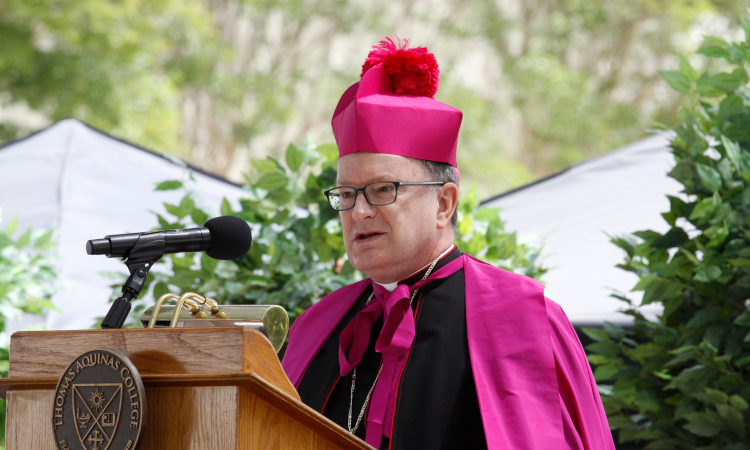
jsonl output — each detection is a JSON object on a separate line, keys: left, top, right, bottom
{"left": 52, "top": 348, "right": 146, "bottom": 450}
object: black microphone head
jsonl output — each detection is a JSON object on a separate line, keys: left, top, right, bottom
{"left": 204, "top": 216, "right": 252, "bottom": 260}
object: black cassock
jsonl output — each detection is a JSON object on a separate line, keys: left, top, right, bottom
{"left": 298, "top": 247, "right": 488, "bottom": 450}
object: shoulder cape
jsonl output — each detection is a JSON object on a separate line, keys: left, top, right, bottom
{"left": 282, "top": 255, "right": 614, "bottom": 450}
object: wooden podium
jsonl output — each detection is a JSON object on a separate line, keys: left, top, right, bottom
{"left": 0, "top": 327, "right": 373, "bottom": 450}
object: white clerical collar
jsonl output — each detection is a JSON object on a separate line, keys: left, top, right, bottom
{"left": 374, "top": 244, "right": 455, "bottom": 292}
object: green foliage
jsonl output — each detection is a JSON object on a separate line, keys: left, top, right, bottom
{"left": 114, "top": 141, "right": 545, "bottom": 328}
{"left": 0, "top": 0, "right": 216, "bottom": 152}
{"left": 587, "top": 27, "right": 750, "bottom": 449}
{"left": 0, "top": 209, "right": 57, "bottom": 449}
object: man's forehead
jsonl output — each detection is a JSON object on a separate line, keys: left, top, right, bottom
{"left": 337, "top": 153, "right": 424, "bottom": 185}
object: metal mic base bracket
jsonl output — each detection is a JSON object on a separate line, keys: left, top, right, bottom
{"left": 101, "top": 297, "right": 133, "bottom": 329}
{"left": 100, "top": 231, "right": 167, "bottom": 330}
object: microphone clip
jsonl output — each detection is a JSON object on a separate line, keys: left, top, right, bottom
{"left": 101, "top": 232, "right": 167, "bottom": 329}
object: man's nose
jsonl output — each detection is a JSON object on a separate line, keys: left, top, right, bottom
{"left": 351, "top": 190, "right": 376, "bottom": 220}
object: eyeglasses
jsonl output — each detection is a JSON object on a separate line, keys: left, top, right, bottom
{"left": 323, "top": 181, "right": 446, "bottom": 211}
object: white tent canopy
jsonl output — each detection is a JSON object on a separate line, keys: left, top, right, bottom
{"left": 0, "top": 119, "right": 248, "bottom": 332}
{"left": 482, "top": 133, "right": 682, "bottom": 325}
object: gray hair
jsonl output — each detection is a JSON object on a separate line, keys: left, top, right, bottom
{"left": 420, "top": 160, "right": 459, "bottom": 233}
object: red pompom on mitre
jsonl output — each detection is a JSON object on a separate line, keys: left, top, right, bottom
{"left": 361, "top": 36, "right": 439, "bottom": 98}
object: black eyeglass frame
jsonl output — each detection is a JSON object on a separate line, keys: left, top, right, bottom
{"left": 323, "top": 181, "right": 447, "bottom": 211}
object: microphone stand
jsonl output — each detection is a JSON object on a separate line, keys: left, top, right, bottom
{"left": 101, "top": 231, "right": 167, "bottom": 329}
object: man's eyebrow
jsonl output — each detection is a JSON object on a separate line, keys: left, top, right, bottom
{"left": 336, "top": 176, "right": 396, "bottom": 186}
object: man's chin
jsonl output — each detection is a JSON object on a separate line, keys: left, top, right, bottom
{"left": 348, "top": 254, "right": 395, "bottom": 281}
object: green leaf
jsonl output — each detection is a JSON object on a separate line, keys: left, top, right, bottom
{"left": 6, "top": 216, "right": 18, "bottom": 235}
{"left": 179, "top": 196, "right": 195, "bottom": 214}
{"left": 721, "top": 135, "right": 742, "bottom": 168}
{"left": 587, "top": 354, "right": 609, "bottom": 365}
{"left": 586, "top": 341, "right": 621, "bottom": 357}
{"left": 152, "top": 282, "right": 169, "bottom": 300}
{"left": 154, "top": 180, "right": 183, "bottom": 191}
{"left": 164, "top": 202, "right": 186, "bottom": 220}
{"left": 734, "top": 311, "right": 750, "bottom": 326}
{"left": 16, "top": 229, "right": 31, "bottom": 248}
{"left": 200, "top": 252, "right": 218, "bottom": 273}
{"left": 252, "top": 158, "right": 279, "bottom": 174}
{"left": 34, "top": 230, "right": 54, "bottom": 250}
{"left": 594, "top": 364, "right": 620, "bottom": 381}
{"left": 630, "top": 342, "right": 663, "bottom": 363}
{"left": 191, "top": 208, "right": 208, "bottom": 226}
{"left": 285, "top": 143, "right": 305, "bottom": 172}
{"left": 474, "top": 208, "right": 501, "bottom": 223}
{"left": 220, "top": 198, "right": 233, "bottom": 216}
{"left": 692, "top": 388, "right": 728, "bottom": 406}
{"left": 458, "top": 214, "right": 473, "bottom": 237}
{"left": 256, "top": 172, "right": 288, "bottom": 191}
{"left": 635, "top": 277, "right": 684, "bottom": 305}
{"left": 689, "top": 138, "right": 708, "bottom": 157}
{"left": 704, "top": 225, "right": 728, "bottom": 248}
{"left": 660, "top": 71, "right": 691, "bottom": 93}
{"left": 172, "top": 255, "right": 194, "bottom": 269}
{"left": 696, "top": 72, "right": 726, "bottom": 97}
{"left": 742, "top": 17, "right": 750, "bottom": 44}
{"left": 689, "top": 197, "right": 718, "bottom": 220}
{"left": 156, "top": 214, "right": 170, "bottom": 230}
{"left": 316, "top": 143, "right": 339, "bottom": 162}
{"left": 730, "top": 394, "right": 749, "bottom": 410}
{"left": 665, "top": 351, "right": 697, "bottom": 367}
{"left": 718, "top": 95, "right": 744, "bottom": 119}
{"left": 685, "top": 306, "right": 721, "bottom": 328}
{"left": 683, "top": 420, "right": 721, "bottom": 437}
{"left": 694, "top": 265, "right": 721, "bottom": 283}
{"left": 465, "top": 232, "right": 488, "bottom": 256}
{"left": 668, "top": 345, "right": 697, "bottom": 355}
{"left": 582, "top": 327, "right": 611, "bottom": 342}
{"left": 708, "top": 72, "right": 744, "bottom": 93}
{"left": 679, "top": 55, "right": 698, "bottom": 82}
{"left": 668, "top": 161, "right": 694, "bottom": 184}
{"left": 696, "top": 163, "right": 723, "bottom": 192}
{"left": 651, "top": 227, "right": 689, "bottom": 249}
{"left": 727, "top": 258, "right": 750, "bottom": 267}
{"left": 715, "top": 404, "right": 744, "bottom": 435}
{"left": 697, "top": 46, "right": 731, "bottom": 61}
{"left": 704, "top": 36, "right": 730, "bottom": 48}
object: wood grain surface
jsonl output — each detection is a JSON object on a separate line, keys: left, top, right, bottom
{"left": 9, "top": 327, "right": 248, "bottom": 377}
{"left": 242, "top": 327, "right": 298, "bottom": 398}
{"left": 139, "top": 386, "right": 239, "bottom": 450}
{"left": 5, "top": 390, "right": 56, "bottom": 450}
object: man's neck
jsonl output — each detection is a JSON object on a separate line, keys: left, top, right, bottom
{"left": 374, "top": 244, "right": 456, "bottom": 292}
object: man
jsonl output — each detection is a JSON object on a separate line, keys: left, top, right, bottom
{"left": 283, "top": 37, "right": 615, "bottom": 450}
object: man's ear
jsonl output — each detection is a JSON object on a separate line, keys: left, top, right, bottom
{"left": 436, "top": 182, "right": 459, "bottom": 230}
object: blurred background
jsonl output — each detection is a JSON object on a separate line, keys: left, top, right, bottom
{"left": 1, "top": 0, "right": 745, "bottom": 197}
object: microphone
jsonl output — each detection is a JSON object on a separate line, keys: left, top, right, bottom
{"left": 92, "top": 216, "right": 252, "bottom": 329}
{"left": 86, "top": 215, "right": 252, "bottom": 261}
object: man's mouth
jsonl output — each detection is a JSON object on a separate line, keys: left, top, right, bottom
{"left": 355, "top": 232, "right": 384, "bottom": 241}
